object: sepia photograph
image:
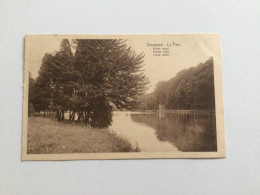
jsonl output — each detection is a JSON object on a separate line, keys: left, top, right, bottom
{"left": 22, "top": 34, "right": 225, "bottom": 160}
{"left": 2, "top": 1, "right": 260, "bottom": 194}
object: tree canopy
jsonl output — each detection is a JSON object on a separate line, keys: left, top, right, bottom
{"left": 29, "top": 39, "right": 149, "bottom": 127}
{"left": 138, "top": 57, "right": 215, "bottom": 110}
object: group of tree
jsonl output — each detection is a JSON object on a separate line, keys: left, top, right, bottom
{"left": 29, "top": 39, "right": 149, "bottom": 128}
{"left": 138, "top": 57, "right": 215, "bottom": 111}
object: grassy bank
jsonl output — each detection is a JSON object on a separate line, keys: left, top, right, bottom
{"left": 27, "top": 117, "right": 139, "bottom": 154}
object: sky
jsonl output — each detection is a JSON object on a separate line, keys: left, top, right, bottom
{"left": 26, "top": 34, "right": 220, "bottom": 93}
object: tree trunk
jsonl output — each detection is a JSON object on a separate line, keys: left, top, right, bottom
{"left": 56, "top": 110, "right": 60, "bottom": 121}
{"left": 72, "top": 111, "right": 75, "bottom": 121}
{"left": 77, "top": 111, "right": 82, "bottom": 123}
{"left": 61, "top": 110, "right": 64, "bottom": 121}
{"left": 83, "top": 110, "right": 90, "bottom": 126}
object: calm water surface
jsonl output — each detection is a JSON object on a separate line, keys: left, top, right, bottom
{"left": 109, "top": 111, "right": 217, "bottom": 152}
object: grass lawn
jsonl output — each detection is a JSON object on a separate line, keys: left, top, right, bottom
{"left": 27, "top": 117, "right": 139, "bottom": 154}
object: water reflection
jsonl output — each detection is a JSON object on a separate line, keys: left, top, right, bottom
{"left": 110, "top": 112, "right": 178, "bottom": 152}
{"left": 131, "top": 113, "right": 217, "bottom": 152}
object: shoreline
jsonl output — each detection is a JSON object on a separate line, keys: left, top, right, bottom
{"left": 27, "top": 116, "right": 140, "bottom": 154}
{"left": 114, "top": 109, "right": 215, "bottom": 115}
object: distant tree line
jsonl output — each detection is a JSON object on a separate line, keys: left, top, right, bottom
{"left": 138, "top": 57, "right": 215, "bottom": 110}
{"left": 29, "top": 39, "right": 149, "bottom": 128}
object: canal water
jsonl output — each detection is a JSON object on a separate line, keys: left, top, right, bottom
{"left": 109, "top": 111, "right": 217, "bottom": 152}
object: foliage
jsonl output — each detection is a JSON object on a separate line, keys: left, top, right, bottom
{"left": 28, "top": 73, "right": 36, "bottom": 114}
{"left": 29, "top": 39, "right": 149, "bottom": 127}
{"left": 138, "top": 57, "right": 215, "bottom": 110}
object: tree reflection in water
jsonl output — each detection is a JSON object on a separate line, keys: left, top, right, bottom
{"left": 131, "top": 113, "right": 217, "bottom": 152}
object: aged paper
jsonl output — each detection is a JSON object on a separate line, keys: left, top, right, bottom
{"left": 22, "top": 34, "right": 225, "bottom": 160}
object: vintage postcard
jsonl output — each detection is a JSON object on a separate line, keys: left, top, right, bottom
{"left": 22, "top": 34, "right": 225, "bottom": 160}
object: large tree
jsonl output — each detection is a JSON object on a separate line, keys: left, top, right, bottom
{"left": 71, "top": 39, "right": 149, "bottom": 127}
{"left": 31, "top": 39, "right": 149, "bottom": 128}
{"left": 33, "top": 39, "right": 73, "bottom": 120}
{"left": 32, "top": 53, "right": 54, "bottom": 114}
{"left": 49, "top": 39, "right": 74, "bottom": 120}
